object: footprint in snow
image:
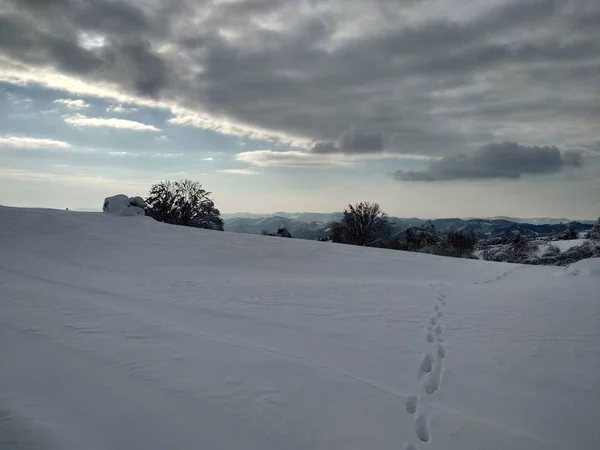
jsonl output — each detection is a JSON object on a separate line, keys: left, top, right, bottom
{"left": 426, "top": 331, "right": 435, "bottom": 343}
{"left": 405, "top": 444, "right": 420, "bottom": 450}
{"left": 419, "top": 353, "right": 434, "bottom": 376}
{"left": 426, "top": 324, "right": 434, "bottom": 332}
{"left": 437, "top": 343, "right": 447, "bottom": 358}
{"left": 435, "top": 323, "right": 443, "bottom": 335}
{"left": 434, "top": 304, "right": 441, "bottom": 312}
{"left": 405, "top": 395, "right": 419, "bottom": 415}
{"left": 415, "top": 413, "right": 431, "bottom": 443}
{"left": 423, "top": 363, "right": 443, "bottom": 395}
{"left": 430, "top": 317, "right": 437, "bottom": 325}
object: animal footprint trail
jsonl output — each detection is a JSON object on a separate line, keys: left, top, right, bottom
{"left": 404, "top": 288, "right": 449, "bottom": 447}
{"left": 423, "top": 360, "right": 444, "bottom": 395}
{"left": 415, "top": 413, "right": 431, "bottom": 443}
{"left": 405, "top": 395, "right": 419, "bottom": 415}
{"left": 419, "top": 353, "right": 434, "bottom": 376}
{"left": 437, "top": 343, "right": 447, "bottom": 358}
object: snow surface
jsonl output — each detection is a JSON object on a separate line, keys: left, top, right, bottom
{"left": 1, "top": 206, "right": 599, "bottom": 450}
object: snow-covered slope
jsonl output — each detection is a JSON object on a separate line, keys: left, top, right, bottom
{"left": 1, "top": 206, "right": 599, "bottom": 450}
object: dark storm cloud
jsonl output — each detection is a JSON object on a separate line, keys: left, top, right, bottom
{"left": 0, "top": 14, "right": 103, "bottom": 73}
{"left": 394, "top": 142, "right": 584, "bottom": 181}
{"left": 312, "top": 128, "right": 384, "bottom": 154}
{"left": 11, "top": 0, "right": 151, "bottom": 34}
{"left": 0, "top": 0, "right": 167, "bottom": 96}
{"left": 0, "top": 0, "right": 599, "bottom": 155}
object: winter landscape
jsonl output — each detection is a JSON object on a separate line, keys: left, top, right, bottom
{"left": 2, "top": 0, "right": 600, "bottom": 448}
{"left": 1, "top": 204, "right": 599, "bottom": 450}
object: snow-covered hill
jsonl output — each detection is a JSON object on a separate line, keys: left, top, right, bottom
{"left": 1, "top": 206, "right": 599, "bottom": 450}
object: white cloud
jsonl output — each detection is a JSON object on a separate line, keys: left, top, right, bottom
{"left": 0, "top": 60, "right": 303, "bottom": 146}
{"left": 235, "top": 150, "right": 436, "bottom": 168}
{"left": 77, "top": 31, "right": 107, "bottom": 50}
{"left": 152, "top": 152, "right": 184, "bottom": 158}
{"left": 0, "top": 167, "right": 152, "bottom": 188}
{"left": 202, "top": 157, "right": 214, "bottom": 161}
{"left": 54, "top": 98, "right": 90, "bottom": 109}
{"left": 217, "top": 168, "right": 257, "bottom": 175}
{"left": 107, "top": 104, "right": 138, "bottom": 114}
{"left": 64, "top": 114, "right": 160, "bottom": 131}
{"left": 0, "top": 136, "right": 71, "bottom": 149}
{"left": 167, "top": 109, "right": 310, "bottom": 146}
{"left": 108, "top": 151, "right": 139, "bottom": 157}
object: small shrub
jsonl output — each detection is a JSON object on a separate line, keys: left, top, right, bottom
{"left": 586, "top": 218, "right": 600, "bottom": 240}
{"left": 276, "top": 227, "right": 292, "bottom": 238}
{"left": 561, "top": 228, "right": 579, "bottom": 240}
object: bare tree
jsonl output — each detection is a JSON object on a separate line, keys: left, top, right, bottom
{"left": 145, "top": 179, "right": 224, "bottom": 231}
{"left": 330, "top": 202, "right": 390, "bottom": 246}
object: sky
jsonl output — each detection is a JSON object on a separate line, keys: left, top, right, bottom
{"left": 0, "top": 0, "right": 599, "bottom": 218}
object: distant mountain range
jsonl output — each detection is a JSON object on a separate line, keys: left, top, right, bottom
{"left": 224, "top": 213, "right": 596, "bottom": 240}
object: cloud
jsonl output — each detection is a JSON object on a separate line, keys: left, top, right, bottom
{"left": 0, "top": 135, "right": 71, "bottom": 149}
{"left": 107, "top": 104, "right": 138, "bottom": 114}
{"left": 237, "top": 150, "right": 351, "bottom": 168}
{"left": 237, "top": 149, "right": 435, "bottom": 168}
{"left": 217, "top": 168, "right": 257, "bottom": 175}
{"left": 167, "top": 111, "right": 309, "bottom": 146}
{"left": 108, "top": 151, "right": 138, "bottom": 157}
{"left": 54, "top": 98, "right": 90, "bottom": 109}
{"left": 63, "top": 114, "right": 160, "bottom": 131}
{"left": 394, "top": 142, "right": 584, "bottom": 181}
{"left": 0, "top": 167, "right": 152, "bottom": 188}
{"left": 0, "top": 0, "right": 599, "bottom": 156}
{"left": 312, "top": 127, "right": 384, "bottom": 154}
{"left": 152, "top": 152, "right": 184, "bottom": 158}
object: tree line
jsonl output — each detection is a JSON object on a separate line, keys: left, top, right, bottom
{"left": 141, "top": 178, "right": 481, "bottom": 259}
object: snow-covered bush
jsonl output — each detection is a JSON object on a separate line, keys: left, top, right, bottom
{"left": 556, "top": 241, "right": 600, "bottom": 266}
{"left": 482, "top": 233, "right": 538, "bottom": 263}
{"left": 586, "top": 218, "right": 600, "bottom": 240}
{"left": 483, "top": 237, "right": 600, "bottom": 266}
{"left": 102, "top": 194, "right": 145, "bottom": 216}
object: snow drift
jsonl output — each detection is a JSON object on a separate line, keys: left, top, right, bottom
{"left": 102, "top": 194, "right": 145, "bottom": 216}
{"left": 0, "top": 206, "right": 599, "bottom": 450}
